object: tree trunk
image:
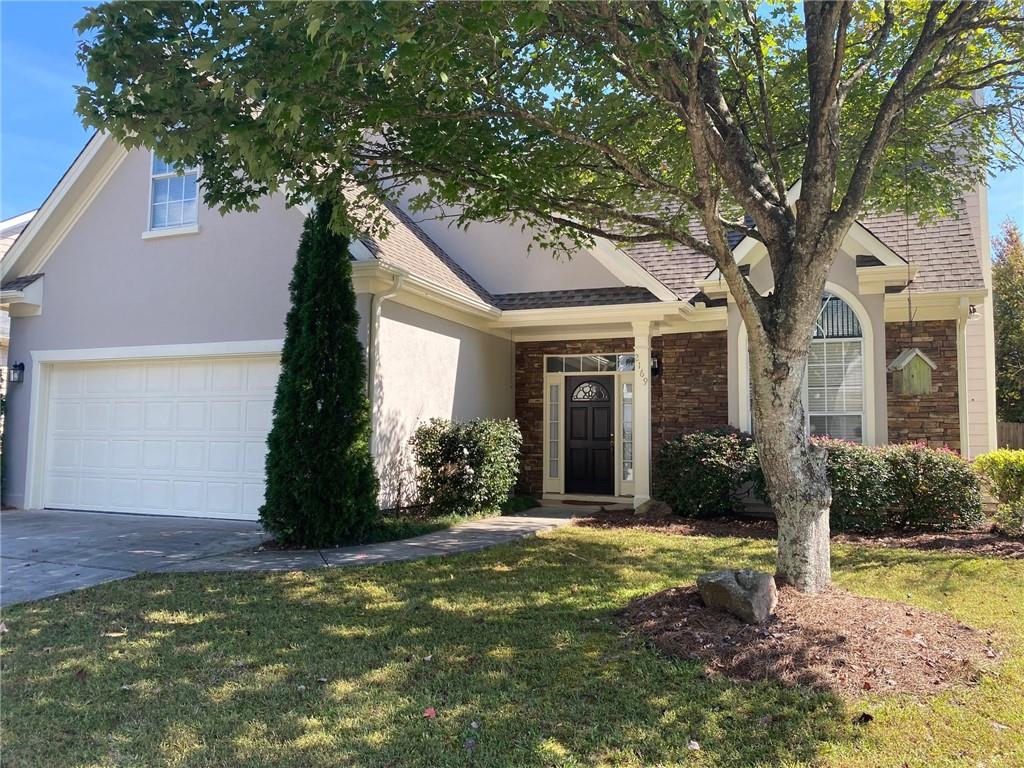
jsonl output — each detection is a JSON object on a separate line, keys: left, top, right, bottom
{"left": 748, "top": 333, "right": 832, "bottom": 593}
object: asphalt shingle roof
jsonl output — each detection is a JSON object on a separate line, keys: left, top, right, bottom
{"left": 623, "top": 236, "right": 715, "bottom": 302}
{"left": 620, "top": 200, "right": 985, "bottom": 300}
{"left": 858, "top": 201, "right": 984, "bottom": 292}
{"left": 493, "top": 286, "right": 660, "bottom": 310}
{"left": 359, "top": 201, "right": 494, "bottom": 306}
{"left": 0, "top": 272, "right": 43, "bottom": 291}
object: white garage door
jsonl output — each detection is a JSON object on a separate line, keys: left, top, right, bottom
{"left": 42, "top": 355, "right": 279, "bottom": 520}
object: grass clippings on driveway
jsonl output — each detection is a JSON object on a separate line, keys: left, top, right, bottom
{"left": 2, "top": 526, "right": 1023, "bottom": 767}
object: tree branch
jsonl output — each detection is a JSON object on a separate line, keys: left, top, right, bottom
{"left": 838, "top": 0, "right": 894, "bottom": 100}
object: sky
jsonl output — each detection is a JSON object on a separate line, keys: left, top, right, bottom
{"left": 2, "top": 1, "right": 1023, "bottom": 234}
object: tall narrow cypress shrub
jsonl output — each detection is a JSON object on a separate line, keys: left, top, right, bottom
{"left": 260, "top": 200, "right": 379, "bottom": 546}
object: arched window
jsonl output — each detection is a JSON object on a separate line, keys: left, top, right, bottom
{"left": 571, "top": 380, "right": 610, "bottom": 402}
{"left": 807, "top": 294, "right": 864, "bottom": 442}
{"left": 746, "top": 292, "right": 866, "bottom": 443}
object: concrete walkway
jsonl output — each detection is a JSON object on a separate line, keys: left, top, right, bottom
{"left": 1, "top": 507, "right": 580, "bottom": 606}
{"left": 162, "top": 509, "right": 578, "bottom": 572}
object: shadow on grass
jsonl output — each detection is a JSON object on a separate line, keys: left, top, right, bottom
{"left": 2, "top": 531, "right": 856, "bottom": 767}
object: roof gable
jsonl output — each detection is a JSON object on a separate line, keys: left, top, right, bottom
{"left": 0, "top": 133, "right": 128, "bottom": 283}
{"left": 620, "top": 199, "right": 984, "bottom": 302}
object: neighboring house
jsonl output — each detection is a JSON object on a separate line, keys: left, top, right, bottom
{"left": 0, "top": 133, "right": 998, "bottom": 520}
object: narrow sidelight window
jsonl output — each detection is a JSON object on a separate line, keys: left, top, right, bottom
{"left": 621, "top": 382, "right": 634, "bottom": 481}
{"left": 548, "top": 382, "right": 560, "bottom": 478}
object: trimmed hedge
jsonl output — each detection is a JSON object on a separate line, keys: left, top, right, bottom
{"left": 750, "top": 437, "right": 895, "bottom": 533}
{"left": 656, "top": 428, "right": 984, "bottom": 532}
{"left": 975, "top": 449, "right": 1024, "bottom": 535}
{"left": 814, "top": 438, "right": 894, "bottom": 533}
{"left": 410, "top": 418, "right": 522, "bottom": 516}
{"left": 880, "top": 442, "right": 983, "bottom": 532}
{"left": 653, "top": 428, "right": 758, "bottom": 518}
{"left": 883, "top": 443, "right": 983, "bottom": 531}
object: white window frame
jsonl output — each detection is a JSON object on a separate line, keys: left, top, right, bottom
{"left": 144, "top": 151, "right": 200, "bottom": 238}
{"left": 804, "top": 336, "right": 866, "bottom": 442}
{"left": 541, "top": 352, "right": 636, "bottom": 497}
{"left": 737, "top": 283, "right": 875, "bottom": 445}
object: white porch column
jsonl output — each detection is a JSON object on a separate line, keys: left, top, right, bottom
{"left": 632, "top": 321, "right": 653, "bottom": 508}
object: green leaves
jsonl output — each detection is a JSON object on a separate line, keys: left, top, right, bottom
{"left": 72, "top": 0, "right": 1023, "bottom": 252}
{"left": 261, "top": 201, "right": 379, "bottom": 547}
{"left": 993, "top": 221, "right": 1024, "bottom": 422}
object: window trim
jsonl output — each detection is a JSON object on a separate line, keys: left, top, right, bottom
{"left": 145, "top": 150, "right": 200, "bottom": 235}
{"left": 737, "top": 282, "right": 875, "bottom": 445}
{"left": 804, "top": 336, "right": 866, "bottom": 442}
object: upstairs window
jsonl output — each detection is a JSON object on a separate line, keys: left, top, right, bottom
{"left": 150, "top": 154, "right": 198, "bottom": 230}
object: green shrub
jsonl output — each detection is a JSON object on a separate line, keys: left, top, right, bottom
{"left": 655, "top": 428, "right": 985, "bottom": 532}
{"left": 502, "top": 495, "right": 539, "bottom": 515}
{"left": 411, "top": 418, "right": 522, "bottom": 516}
{"left": 653, "top": 427, "right": 758, "bottom": 518}
{"left": 751, "top": 437, "right": 893, "bottom": 533}
{"left": 813, "top": 438, "right": 894, "bottom": 533}
{"left": 992, "top": 498, "right": 1024, "bottom": 536}
{"left": 975, "top": 449, "right": 1024, "bottom": 536}
{"left": 883, "top": 443, "right": 983, "bottom": 531}
{"left": 974, "top": 449, "right": 1024, "bottom": 504}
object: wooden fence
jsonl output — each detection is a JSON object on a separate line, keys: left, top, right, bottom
{"left": 998, "top": 422, "right": 1024, "bottom": 449}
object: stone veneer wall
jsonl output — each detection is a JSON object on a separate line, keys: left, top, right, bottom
{"left": 652, "top": 331, "right": 729, "bottom": 447}
{"left": 513, "top": 331, "right": 729, "bottom": 496}
{"left": 885, "top": 319, "right": 961, "bottom": 451}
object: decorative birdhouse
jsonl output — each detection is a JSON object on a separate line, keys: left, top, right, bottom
{"left": 888, "top": 347, "right": 936, "bottom": 395}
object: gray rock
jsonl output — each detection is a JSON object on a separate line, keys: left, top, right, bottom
{"left": 634, "top": 499, "right": 673, "bottom": 519}
{"left": 697, "top": 569, "right": 778, "bottom": 624}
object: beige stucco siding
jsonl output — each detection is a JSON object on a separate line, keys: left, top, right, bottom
{"left": 373, "top": 301, "right": 513, "bottom": 508}
{"left": 3, "top": 148, "right": 303, "bottom": 508}
{"left": 410, "top": 216, "right": 626, "bottom": 294}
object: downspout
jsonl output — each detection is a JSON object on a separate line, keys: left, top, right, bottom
{"left": 956, "top": 296, "right": 970, "bottom": 458}
{"left": 367, "top": 274, "right": 403, "bottom": 458}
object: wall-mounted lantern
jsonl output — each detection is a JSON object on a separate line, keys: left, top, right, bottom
{"left": 7, "top": 362, "right": 25, "bottom": 384}
{"left": 888, "top": 348, "right": 936, "bottom": 395}
{"left": 651, "top": 353, "right": 662, "bottom": 378}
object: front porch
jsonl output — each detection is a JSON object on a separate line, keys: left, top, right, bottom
{"left": 507, "top": 312, "right": 731, "bottom": 508}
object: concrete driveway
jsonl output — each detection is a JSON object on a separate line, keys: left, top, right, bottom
{"left": 1, "top": 509, "right": 267, "bottom": 607}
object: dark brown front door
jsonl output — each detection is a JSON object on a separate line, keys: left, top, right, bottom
{"left": 565, "top": 376, "right": 614, "bottom": 495}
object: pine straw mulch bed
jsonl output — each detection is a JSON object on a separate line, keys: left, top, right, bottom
{"left": 619, "top": 585, "right": 1000, "bottom": 698}
{"left": 575, "top": 512, "right": 1024, "bottom": 559}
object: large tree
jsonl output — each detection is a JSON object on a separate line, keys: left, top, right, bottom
{"left": 75, "top": 1, "right": 1024, "bottom": 591}
{"left": 993, "top": 219, "right": 1024, "bottom": 423}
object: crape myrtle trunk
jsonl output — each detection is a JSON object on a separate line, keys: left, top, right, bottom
{"left": 260, "top": 200, "right": 379, "bottom": 546}
{"left": 749, "top": 338, "right": 832, "bottom": 593}
{"left": 744, "top": 270, "right": 833, "bottom": 594}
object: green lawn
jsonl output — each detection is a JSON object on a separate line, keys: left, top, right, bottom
{"left": 2, "top": 526, "right": 1022, "bottom": 767}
